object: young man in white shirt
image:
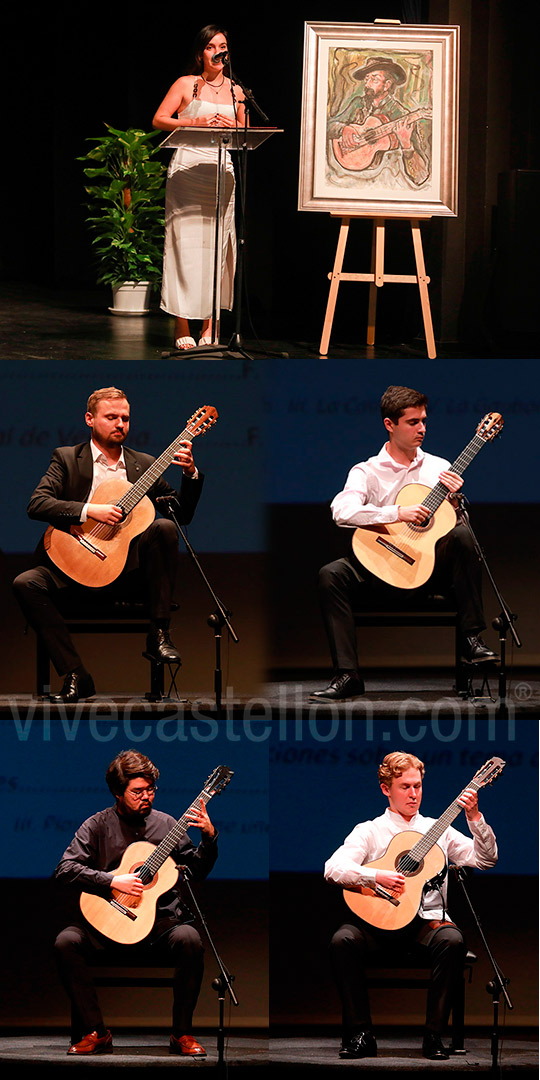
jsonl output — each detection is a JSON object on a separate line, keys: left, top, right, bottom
{"left": 325, "top": 751, "right": 498, "bottom": 1060}
{"left": 312, "top": 385, "right": 497, "bottom": 701}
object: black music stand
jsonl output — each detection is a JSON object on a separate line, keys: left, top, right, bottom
{"left": 159, "top": 126, "right": 282, "bottom": 360}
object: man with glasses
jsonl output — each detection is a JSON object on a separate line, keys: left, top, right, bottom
{"left": 53, "top": 750, "right": 217, "bottom": 1057}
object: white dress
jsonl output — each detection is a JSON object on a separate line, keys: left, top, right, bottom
{"left": 160, "top": 99, "right": 237, "bottom": 320}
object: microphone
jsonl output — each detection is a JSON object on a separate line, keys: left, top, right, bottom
{"left": 212, "top": 50, "right": 228, "bottom": 64}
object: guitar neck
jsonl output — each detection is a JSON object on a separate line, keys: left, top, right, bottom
{"left": 408, "top": 774, "right": 483, "bottom": 864}
{"left": 138, "top": 788, "right": 213, "bottom": 883}
{"left": 116, "top": 427, "right": 193, "bottom": 515}
{"left": 421, "top": 432, "right": 488, "bottom": 515}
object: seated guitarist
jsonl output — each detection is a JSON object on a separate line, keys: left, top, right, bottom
{"left": 311, "top": 385, "right": 497, "bottom": 701}
{"left": 325, "top": 751, "right": 498, "bottom": 1060}
{"left": 54, "top": 749, "right": 218, "bottom": 1056}
{"left": 13, "top": 386, "right": 203, "bottom": 702}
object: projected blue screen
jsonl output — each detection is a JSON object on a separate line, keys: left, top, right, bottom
{"left": 270, "top": 716, "right": 537, "bottom": 877}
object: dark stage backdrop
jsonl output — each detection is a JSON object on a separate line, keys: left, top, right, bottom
{"left": 270, "top": 719, "right": 537, "bottom": 876}
{"left": 1, "top": 724, "right": 269, "bottom": 880}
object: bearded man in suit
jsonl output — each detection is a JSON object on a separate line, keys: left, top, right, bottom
{"left": 13, "top": 386, "right": 204, "bottom": 702}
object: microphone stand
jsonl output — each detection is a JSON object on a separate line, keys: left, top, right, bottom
{"left": 450, "top": 866, "right": 512, "bottom": 1071}
{"left": 179, "top": 865, "right": 238, "bottom": 1076}
{"left": 227, "top": 61, "right": 272, "bottom": 362}
{"left": 156, "top": 496, "right": 239, "bottom": 718}
{"left": 450, "top": 494, "right": 522, "bottom": 709}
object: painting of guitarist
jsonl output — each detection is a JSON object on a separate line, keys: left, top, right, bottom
{"left": 327, "top": 52, "right": 432, "bottom": 190}
{"left": 325, "top": 750, "right": 499, "bottom": 1060}
{"left": 310, "top": 385, "right": 499, "bottom": 703}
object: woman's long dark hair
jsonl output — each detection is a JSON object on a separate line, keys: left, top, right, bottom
{"left": 187, "top": 24, "right": 230, "bottom": 77}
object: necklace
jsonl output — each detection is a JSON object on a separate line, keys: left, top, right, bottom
{"left": 201, "top": 73, "right": 225, "bottom": 95}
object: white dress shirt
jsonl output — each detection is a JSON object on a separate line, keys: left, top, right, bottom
{"left": 324, "top": 807, "right": 498, "bottom": 921}
{"left": 80, "top": 441, "right": 128, "bottom": 522}
{"left": 331, "top": 443, "right": 451, "bottom": 528}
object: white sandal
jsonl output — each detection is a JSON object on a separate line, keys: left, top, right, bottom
{"left": 175, "top": 336, "right": 196, "bottom": 350}
{"left": 198, "top": 335, "right": 213, "bottom": 346}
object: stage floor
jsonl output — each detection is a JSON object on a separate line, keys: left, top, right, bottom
{"left": 2, "top": 664, "right": 538, "bottom": 719}
{"left": 0, "top": 1031, "right": 266, "bottom": 1071}
{"left": 269, "top": 1032, "right": 538, "bottom": 1074}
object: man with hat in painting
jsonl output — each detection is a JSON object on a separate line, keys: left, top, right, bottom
{"left": 329, "top": 55, "right": 430, "bottom": 186}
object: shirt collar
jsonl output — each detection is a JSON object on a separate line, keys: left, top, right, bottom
{"left": 376, "top": 442, "right": 425, "bottom": 470}
{"left": 385, "top": 806, "right": 420, "bottom": 826}
{"left": 90, "top": 439, "right": 126, "bottom": 469}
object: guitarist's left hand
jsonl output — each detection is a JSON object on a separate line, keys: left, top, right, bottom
{"left": 186, "top": 799, "right": 216, "bottom": 840}
{"left": 457, "top": 787, "right": 481, "bottom": 823}
{"left": 172, "top": 441, "right": 197, "bottom": 477}
{"left": 439, "top": 470, "right": 464, "bottom": 494}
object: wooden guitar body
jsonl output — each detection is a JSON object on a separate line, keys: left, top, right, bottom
{"left": 351, "top": 483, "right": 457, "bottom": 589}
{"left": 44, "top": 478, "right": 155, "bottom": 588}
{"left": 333, "top": 116, "right": 396, "bottom": 170}
{"left": 343, "top": 831, "right": 446, "bottom": 931}
{"left": 80, "top": 840, "right": 178, "bottom": 946}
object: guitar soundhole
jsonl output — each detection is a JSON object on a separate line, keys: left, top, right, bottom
{"left": 395, "top": 850, "right": 424, "bottom": 877}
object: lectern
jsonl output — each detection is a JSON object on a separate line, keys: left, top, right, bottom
{"left": 160, "top": 127, "right": 282, "bottom": 354}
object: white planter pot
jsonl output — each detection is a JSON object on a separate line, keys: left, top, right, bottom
{"left": 109, "top": 281, "right": 152, "bottom": 316}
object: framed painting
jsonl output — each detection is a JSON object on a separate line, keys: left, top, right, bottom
{"left": 298, "top": 22, "right": 459, "bottom": 217}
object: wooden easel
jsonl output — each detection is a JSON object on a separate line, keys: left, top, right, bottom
{"left": 319, "top": 213, "right": 436, "bottom": 358}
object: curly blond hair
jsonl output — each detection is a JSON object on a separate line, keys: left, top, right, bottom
{"left": 378, "top": 752, "right": 425, "bottom": 788}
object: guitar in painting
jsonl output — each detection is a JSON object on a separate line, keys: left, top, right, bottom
{"left": 351, "top": 412, "right": 503, "bottom": 589}
{"left": 44, "top": 405, "right": 217, "bottom": 588}
{"left": 80, "top": 765, "right": 232, "bottom": 945}
{"left": 343, "top": 757, "right": 505, "bottom": 931}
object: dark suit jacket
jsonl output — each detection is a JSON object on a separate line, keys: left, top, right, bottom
{"left": 27, "top": 442, "right": 204, "bottom": 532}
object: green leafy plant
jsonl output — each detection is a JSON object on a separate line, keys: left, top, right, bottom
{"left": 78, "top": 124, "right": 167, "bottom": 289}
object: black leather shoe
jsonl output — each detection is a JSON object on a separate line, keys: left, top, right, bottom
{"left": 339, "top": 1030, "right": 377, "bottom": 1059}
{"left": 461, "top": 635, "right": 498, "bottom": 664}
{"left": 50, "top": 671, "right": 95, "bottom": 703}
{"left": 422, "top": 1033, "right": 449, "bottom": 1060}
{"left": 146, "top": 628, "right": 182, "bottom": 665}
{"left": 310, "top": 672, "right": 365, "bottom": 701}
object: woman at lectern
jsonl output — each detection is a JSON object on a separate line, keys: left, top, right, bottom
{"left": 153, "top": 25, "right": 247, "bottom": 351}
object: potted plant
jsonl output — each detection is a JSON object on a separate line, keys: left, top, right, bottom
{"left": 78, "top": 124, "right": 167, "bottom": 315}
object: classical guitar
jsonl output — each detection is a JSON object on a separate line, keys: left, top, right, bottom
{"left": 351, "top": 412, "right": 503, "bottom": 590}
{"left": 44, "top": 405, "right": 218, "bottom": 588}
{"left": 343, "top": 757, "right": 505, "bottom": 932}
{"left": 80, "top": 765, "right": 232, "bottom": 945}
{"left": 333, "top": 108, "right": 432, "bottom": 171}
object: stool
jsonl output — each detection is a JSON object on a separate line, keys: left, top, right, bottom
{"left": 365, "top": 949, "right": 477, "bottom": 1052}
{"left": 353, "top": 594, "right": 468, "bottom": 694}
{"left": 35, "top": 601, "right": 179, "bottom": 701}
{"left": 69, "top": 953, "right": 176, "bottom": 1044}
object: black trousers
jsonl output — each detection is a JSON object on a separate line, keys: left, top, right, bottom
{"left": 318, "top": 524, "right": 485, "bottom": 673}
{"left": 54, "top": 922, "right": 205, "bottom": 1040}
{"left": 330, "top": 916, "right": 466, "bottom": 1038}
{"left": 13, "top": 519, "right": 179, "bottom": 676}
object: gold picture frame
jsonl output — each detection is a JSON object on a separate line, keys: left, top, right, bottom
{"left": 298, "top": 21, "right": 459, "bottom": 217}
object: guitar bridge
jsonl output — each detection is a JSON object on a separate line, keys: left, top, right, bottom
{"left": 110, "top": 898, "right": 138, "bottom": 921}
{"left": 376, "top": 537, "right": 415, "bottom": 565}
{"left": 74, "top": 533, "right": 107, "bottom": 560}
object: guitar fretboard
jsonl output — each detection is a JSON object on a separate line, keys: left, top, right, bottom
{"left": 138, "top": 788, "right": 212, "bottom": 884}
{"left": 418, "top": 432, "right": 488, "bottom": 519}
{"left": 117, "top": 426, "right": 194, "bottom": 515}
{"left": 398, "top": 776, "right": 483, "bottom": 874}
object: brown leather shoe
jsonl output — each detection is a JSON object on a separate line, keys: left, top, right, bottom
{"left": 170, "top": 1034, "right": 207, "bottom": 1056}
{"left": 67, "top": 1030, "right": 113, "bottom": 1055}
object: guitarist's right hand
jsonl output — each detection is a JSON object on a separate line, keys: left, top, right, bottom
{"left": 87, "top": 503, "right": 125, "bottom": 525}
{"left": 375, "top": 870, "right": 406, "bottom": 894}
{"left": 111, "top": 873, "right": 144, "bottom": 896}
{"left": 397, "top": 503, "right": 430, "bottom": 525}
